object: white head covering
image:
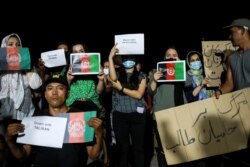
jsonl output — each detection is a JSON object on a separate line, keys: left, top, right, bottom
{"left": 1, "top": 33, "right": 22, "bottom": 47}
{"left": 0, "top": 33, "right": 29, "bottom": 120}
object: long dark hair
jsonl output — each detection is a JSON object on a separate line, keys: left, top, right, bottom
{"left": 119, "top": 55, "right": 140, "bottom": 90}
{"left": 119, "top": 67, "right": 140, "bottom": 90}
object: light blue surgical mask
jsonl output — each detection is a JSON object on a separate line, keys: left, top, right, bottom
{"left": 122, "top": 60, "right": 136, "bottom": 68}
{"left": 190, "top": 61, "right": 202, "bottom": 70}
{"left": 103, "top": 68, "right": 109, "bottom": 75}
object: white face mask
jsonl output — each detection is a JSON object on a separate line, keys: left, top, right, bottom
{"left": 103, "top": 68, "right": 109, "bottom": 75}
{"left": 28, "top": 72, "right": 42, "bottom": 89}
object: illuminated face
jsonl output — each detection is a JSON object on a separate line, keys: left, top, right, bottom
{"left": 57, "top": 43, "right": 69, "bottom": 52}
{"left": 72, "top": 44, "right": 86, "bottom": 53}
{"left": 189, "top": 54, "right": 200, "bottom": 62}
{"left": 164, "top": 48, "right": 179, "bottom": 60}
{"left": 45, "top": 83, "right": 68, "bottom": 108}
{"left": 229, "top": 27, "right": 245, "bottom": 46}
{"left": 103, "top": 61, "right": 109, "bottom": 69}
{"left": 7, "top": 36, "right": 21, "bottom": 48}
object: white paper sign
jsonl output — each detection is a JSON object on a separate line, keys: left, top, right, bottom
{"left": 17, "top": 116, "right": 67, "bottom": 148}
{"left": 41, "top": 49, "right": 66, "bottom": 68}
{"left": 115, "top": 33, "right": 144, "bottom": 55}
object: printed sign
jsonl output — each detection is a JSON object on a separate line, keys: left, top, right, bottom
{"left": 115, "top": 33, "right": 144, "bottom": 55}
{"left": 156, "top": 61, "right": 186, "bottom": 82}
{"left": 58, "top": 111, "right": 97, "bottom": 143}
{"left": 41, "top": 49, "right": 66, "bottom": 68}
{"left": 70, "top": 53, "right": 100, "bottom": 75}
{"left": 0, "top": 47, "right": 30, "bottom": 70}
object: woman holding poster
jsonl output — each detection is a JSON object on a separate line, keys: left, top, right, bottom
{"left": 108, "top": 44, "right": 147, "bottom": 167}
{"left": 147, "top": 46, "right": 192, "bottom": 167}
{"left": 0, "top": 33, "right": 42, "bottom": 166}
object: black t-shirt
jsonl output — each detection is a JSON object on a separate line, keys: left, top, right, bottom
{"left": 32, "top": 108, "right": 94, "bottom": 167}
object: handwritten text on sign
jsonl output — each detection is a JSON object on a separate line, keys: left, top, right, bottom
{"left": 155, "top": 88, "right": 250, "bottom": 165}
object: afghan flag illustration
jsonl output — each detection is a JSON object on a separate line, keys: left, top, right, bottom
{"left": 0, "top": 47, "right": 31, "bottom": 71}
{"left": 59, "top": 111, "right": 97, "bottom": 143}
{"left": 71, "top": 53, "right": 100, "bottom": 75}
{"left": 157, "top": 61, "right": 186, "bottom": 82}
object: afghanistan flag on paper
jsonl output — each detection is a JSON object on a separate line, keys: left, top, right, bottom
{"left": 58, "top": 111, "right": 97, "bottom": 143}
{"left": 157, "top": 60, "right": 186, "bottom": 82}
{"left": 0, "top": 47, "right": 31, "bottom": 71}
{"left": 71, "top": 53, "right": 100, "bottom": 75}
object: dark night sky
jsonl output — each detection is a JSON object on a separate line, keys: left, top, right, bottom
{"left": 1, "top": 6, "right": 249, "bottom": 72}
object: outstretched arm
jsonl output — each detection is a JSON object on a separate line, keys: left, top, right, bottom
{"left": 108, "top": 44, "right": 119, "bottom": 82}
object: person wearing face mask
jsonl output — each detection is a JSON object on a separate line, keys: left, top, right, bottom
{"left": 186, "top": 51, "right": 214, "bottom": 102}
{"left": 147, "top": 46, "right": 192, "bottom": 167}
{"left": 108, "top": 44, "right": 147, "bottom": 167}
{"left": 148, "top": 46, "right": 192, "bottom": 114}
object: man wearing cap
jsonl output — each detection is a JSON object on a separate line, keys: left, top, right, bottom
{"left": 4, "top": 74, "right": 104, "bottom": 167}
{"left": 215, "top": 18, "right": 250, "bottom": 98}
{"left": 215, "top": 18, "right": 250, "bottom": 166}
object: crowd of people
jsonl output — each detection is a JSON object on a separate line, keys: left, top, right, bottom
{"left": 0, "top": 17, "right": 250, "bottom": 167}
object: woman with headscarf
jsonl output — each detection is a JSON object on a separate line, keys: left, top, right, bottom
{"left": 0, "top": 33, "right": 42, "bottom": 120}
{"left": 186, "top": 51, "right": 214, "bottom": 102}
{"left": 0, "top": 33, "right": 42, "bottom": 166}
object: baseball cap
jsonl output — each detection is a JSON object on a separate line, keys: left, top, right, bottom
{"left": 44, "top": 73, "right": 69, "bottom": 89}
{"left": 223, "top": 18, "right": 250, "bottom": 30}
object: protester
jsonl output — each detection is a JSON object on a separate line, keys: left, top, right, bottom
{"left": 4, "top": 74, "right": 103, "bottom": 167}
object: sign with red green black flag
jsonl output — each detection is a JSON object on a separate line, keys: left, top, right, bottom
{"left": 58, "top": 111, "right": 97, "bottom": 143}
{"left": 70, "top": 53, "right": 100, "bottom": 75}
{"left": 157, "top": 60, "right": 186, "bottom": 82}
{"left": 0, "top": 47, "right": 31, "bottom": 71}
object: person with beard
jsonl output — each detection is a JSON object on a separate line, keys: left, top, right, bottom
{"left": 215, "top": 18, "right": 250, "bottom": 167}
{"left": 147, "top": 46, "right": 192, "bottom": 167}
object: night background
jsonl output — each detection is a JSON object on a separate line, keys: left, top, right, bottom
{"left": 1, "top": 6, "right": 249, "bottom": 73}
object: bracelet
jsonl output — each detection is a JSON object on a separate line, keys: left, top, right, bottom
{"left": 119, "top": 86, "right": 124, "bottom": 93}
{"left": 216, "top": 89, "right": 223, "bottom": 95}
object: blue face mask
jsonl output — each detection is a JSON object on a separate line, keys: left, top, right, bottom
{"left": 122, "top": 60, "right": 136, "bottom": 68}
{"left": 190, "top": 61, "right": 202, "bottom": 70}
